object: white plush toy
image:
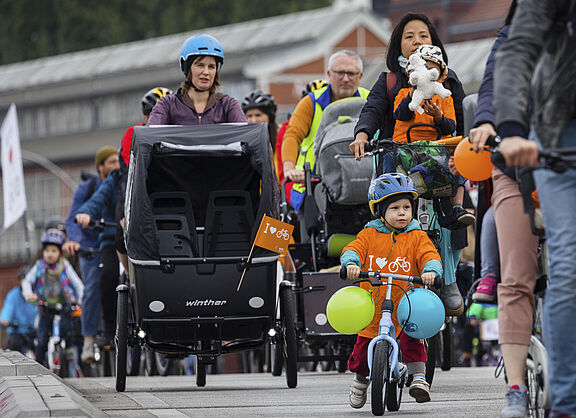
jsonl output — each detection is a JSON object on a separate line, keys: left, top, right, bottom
{"left": 407, "top": 53, "right": 451, "bottom": 114}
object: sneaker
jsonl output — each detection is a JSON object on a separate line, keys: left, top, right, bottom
{"left": 81, "top": 335, "right": 96, "bottom": 363}
{"left": 452, "top": 206, "right": 475, "bottom": 228}
{"left": 409, "top": 376, "right": 431, "bottom": 403}
{"left": 473, "top": 275, "right": 498, "bottom": 303}
{"left": 440, "top": 282, "right": 465, "bottom": 316}
{"left": 501, "top": 385, "right": 528, "bottom": 418}
{"left": 349, "top": 377, "right": 370, "bottom": 409}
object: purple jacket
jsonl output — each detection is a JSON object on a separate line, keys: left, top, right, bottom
{"left": 147, "top": 88, "right": 247, "bottom": 125}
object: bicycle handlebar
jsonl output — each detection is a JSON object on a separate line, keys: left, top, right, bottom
{"left": 74, "top": 218, "right": 119, "bottom": 232}
{"left": 485, "top": 135, "right": 576, "bottom": 174}
{"left": 339, "top": 266, "right": 443, "bottom": 289}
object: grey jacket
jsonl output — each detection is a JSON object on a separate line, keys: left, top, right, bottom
{"left": 494, "top": 0, "right": 576, "bottom": 147}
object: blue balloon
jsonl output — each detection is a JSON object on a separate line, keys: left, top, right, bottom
{"left": 396, "top": 288, "right": 445, "bottom": 339}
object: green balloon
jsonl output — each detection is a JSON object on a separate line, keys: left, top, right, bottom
{"left": 326, "top": 286, "right": 375, "bottom": 334}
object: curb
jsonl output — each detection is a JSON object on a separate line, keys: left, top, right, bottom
{"left": 0, "top": 350, "right": 106, "bottom": 417}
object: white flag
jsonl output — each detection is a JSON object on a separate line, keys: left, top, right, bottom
{"left": 1, "top": 104, "right": 27, "bottom": 232}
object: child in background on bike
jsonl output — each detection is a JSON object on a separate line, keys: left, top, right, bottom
{"left": 341, "top": 173, "right": 443, "bottom": 408}
{"left": 393, "top": 44, "right": 474, "bottom": 228}
{"left": 22, "top": 228, "right": 84, "bottom": 367}
{"left": 0, "top": 267, "right": 37, "bottom": 355}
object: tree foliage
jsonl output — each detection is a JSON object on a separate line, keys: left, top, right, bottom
{"left": 0, "top": 0, "right": 331, "bottom": 65}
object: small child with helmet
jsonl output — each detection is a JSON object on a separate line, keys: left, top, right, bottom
{"left": 340, "top": 172, "right": 443, "bottom": 408}
{"left": 22, "top": 228, "right": 84, "bottom": 368}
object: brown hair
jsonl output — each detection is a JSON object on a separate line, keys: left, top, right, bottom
{"left": 181, "top": 56, "right": 221, "bottom": 95}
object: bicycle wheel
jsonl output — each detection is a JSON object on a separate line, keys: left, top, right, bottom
{"left": 155, "top": 353, "right": 177, "bottom": 376}
{"left": 196, "top": 358, "right": 206, "bottom": 387}
{"left": 425, "top": 333, "right": 438, "bottom": 387}
{"left": 115, "top": 288, "right": 128, "bottom": 392}
{"left": 440, "top": 320, "right": 453, "bottom": 371}
{"left": 371, "top": 340, "right": 390, "bottom": 416}
{"left": 270, "top": 328, "right": 283, "bottom": 376}
{"left": 526, "top": 336, "right": 550, "bottom": 418}
{"left": 280, "top": 283, "right": 298, "bottom": 388}
{"left": 386, "top": 350, "right": 404, "bottom": 412}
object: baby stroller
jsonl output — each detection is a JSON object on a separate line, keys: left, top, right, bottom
{"left": 286, "top": 98, "right": 373, "bottom": 371}
{"left": 116, "top": 123, "right": 298, "bottom": 391}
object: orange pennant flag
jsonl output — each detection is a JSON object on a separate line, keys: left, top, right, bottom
{"left": 253, "top": 215, "right": 294, "bottom": 255}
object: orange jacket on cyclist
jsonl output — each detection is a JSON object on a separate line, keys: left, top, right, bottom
{"left": 392, "top": 87, "right": 456, "bottom": 143}
{"left": 340, "top": 218, "right": 442, "bottom": 338}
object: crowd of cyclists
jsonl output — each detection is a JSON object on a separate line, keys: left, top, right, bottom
{"left": 2, "top": 0, "right": 575, "bottom": 416}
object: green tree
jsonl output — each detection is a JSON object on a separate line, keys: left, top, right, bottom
{"left": 0, "top": 0, "right": 331, "bottom": 65}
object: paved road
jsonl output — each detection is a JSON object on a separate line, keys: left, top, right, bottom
{"left": 68, "top": 367, "right": 506, "bottom": 417}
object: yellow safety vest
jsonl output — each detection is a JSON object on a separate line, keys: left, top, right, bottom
{"left": 293, "top": 86, "right": 370, "bottom": 195}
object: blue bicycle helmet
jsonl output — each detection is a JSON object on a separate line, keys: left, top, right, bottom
{"left": 368, "top": 173, "right": 418, "bottom": 217}
{"left": 179, "top": 34, "right": 224, "bottom": 76}
{"left": 396, "top": 287, "right": 445, "bottom": 339}
{"left": 41, "top": 228, "right": 66, "bottom": 248}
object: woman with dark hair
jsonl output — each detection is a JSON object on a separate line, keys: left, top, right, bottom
{"left": 147, "top": 34, "right": 246, "bottom": 125}
{"left": 241, "top": 90, "right": 281, "bottom": 178}
{"left": 347, "top": 12, "right": 467, "bottom": 323}
{"left": 350, "top": 13, "right": 465, "bottom": 152}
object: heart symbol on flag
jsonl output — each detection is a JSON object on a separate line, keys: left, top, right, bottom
{"left": 376, "top": 257, "right": 387, "bottom": 269}
{"left": 269, "top": 226, "right": 277, "bottom": 234}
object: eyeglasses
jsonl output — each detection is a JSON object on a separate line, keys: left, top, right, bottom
{"left": 330, "top": 70, "right": 361, "bottom": 79}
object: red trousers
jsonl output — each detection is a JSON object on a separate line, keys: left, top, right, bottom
{"left": 348, "top": 334, "right": 426, "bottom": 377}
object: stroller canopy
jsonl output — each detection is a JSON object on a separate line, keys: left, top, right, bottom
{"left": 125, "top": 123, "right": 279, "bottom": 262}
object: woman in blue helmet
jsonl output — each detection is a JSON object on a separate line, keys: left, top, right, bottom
{"left": 147, "top": 34, "right": 247, "bottom": 125}
{"left": 340, "top": 173, "right": 443, "bottom": 409}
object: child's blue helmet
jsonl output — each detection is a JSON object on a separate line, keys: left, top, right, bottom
{"left": 179, "top": 34, "right": 224, "bottom": 76}
{"left": 368, "top": 173, "right": 418, "bottom": 217}
{"left": 396, "top": 287, "right": 445, "bottom": 339}
{"left": 41, "top": 228, "right": 66, "bottom": 248}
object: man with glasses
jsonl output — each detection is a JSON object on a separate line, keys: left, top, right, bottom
{"left": 282, "top": 50, "right": 369, "bottom": 211}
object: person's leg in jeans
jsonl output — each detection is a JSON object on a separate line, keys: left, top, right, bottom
{"left": 533, "top": 121, "right": 576, "bottom": 416}
{"left": 473, "top": 206, "right": 499, "bottom": 302}
{"left": 99, "top": 244, "right": 119, "bottom": 341}
{"left": 80, "top": 254, "right": 101, "bottom": 362}
{"left": 35, "top": 311, "right": 53, "bottom": 368}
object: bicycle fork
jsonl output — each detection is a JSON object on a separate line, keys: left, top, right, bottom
{"left": 366, "top": 275, "right": 407, "bottom": 383}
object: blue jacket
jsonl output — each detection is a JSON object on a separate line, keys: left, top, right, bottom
{"left": 65, "top": 176, "right": 102, "bottom": 248}
{"left": 77, "top": 170, "right": 119, "bottom": 249}
{"left": 472, "top": 25, "right": 515, "bottom": 179}
{"left": 0, "top": 286, "right": 37, "bottom": 335}
{"left": 473, "top": 25, "right": 510, "bottom": 129}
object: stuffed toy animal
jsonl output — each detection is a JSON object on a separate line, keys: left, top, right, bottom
{"left": 407, "top": 54, "right": 451, "bottom": 114}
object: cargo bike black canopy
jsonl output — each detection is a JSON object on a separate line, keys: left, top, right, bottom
{"left": 115, "top": 123, "right": 298, "bottom": 392}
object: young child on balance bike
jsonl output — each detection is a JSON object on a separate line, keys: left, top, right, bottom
{"left": 341, "top": 173, "right": 443, "bottom": 408}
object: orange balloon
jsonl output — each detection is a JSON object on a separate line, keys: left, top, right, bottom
{"left": 454, "top": 138, "right": 494, "bottom": 181}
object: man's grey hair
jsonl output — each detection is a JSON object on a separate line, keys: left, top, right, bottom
{"left": 328, "top": 50, "right": 363, "bottom": 73}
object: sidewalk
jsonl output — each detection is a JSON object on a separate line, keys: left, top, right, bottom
{"left": 0, "top": 350, "right": 105, "bottom": 417}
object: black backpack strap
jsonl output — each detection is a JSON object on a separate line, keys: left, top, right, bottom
{"left": 85, "top": 177, "right": 97, "bottom": 201}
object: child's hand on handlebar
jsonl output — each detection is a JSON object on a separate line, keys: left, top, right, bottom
{"left": 75, "top": 213, "right": 92, "bottom": 228}
{"left": 346, "top": 264, "right": 361, "bottom": 279}
{"left": 421, "top": 272, "right": 436, "bottom": 286}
